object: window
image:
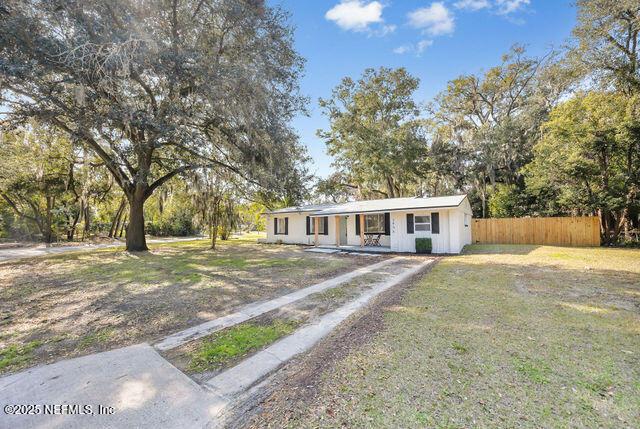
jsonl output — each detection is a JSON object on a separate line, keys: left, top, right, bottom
{"left": 464, "top": 214, "right": 470, "bottom": 227}
{"left": 365, "top": 214, "right": 385, "bottom": 233}
{"left": 414, "top": 215, "right": 431, "bottom": 232}
{"left": 310, "top": 217, "right": 326, "bottom": 234}
{"left": 276, "top": 218, "right": 286, "bottom": 235}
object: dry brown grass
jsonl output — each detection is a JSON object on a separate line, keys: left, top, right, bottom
{"left": 255, "top": 245, "right": 640, "bottom": 428}
{"left": 0, "top": 237, "right": 375, "bottom": 374}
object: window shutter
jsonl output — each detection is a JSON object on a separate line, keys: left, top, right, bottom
{"left": 284, "top": 217, "right": 289, "bottom": 235}
{"left": 323, "top": 217, "right": 329, "bottom": 235}
{"left": 355, "top": 214, "right": 360, "bottom": 235}
{"left": 306, "top": 216, "right": 310, "bottom": 235}
{"left": 432, "top": 212, "right": 440, "bottom": 234}
{"left": 274, "top": 217, "right": 278, "bottom": 235}
{"left": 407, "top": 214, "right": 414, "bottom": 234}
{"left": 384, "top": 213, "right": 390, "bottom": 235}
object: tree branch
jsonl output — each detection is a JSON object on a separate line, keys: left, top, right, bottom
{"left": 131, "top": 71, "right": 158, "bottom": 114}
{"left": 1, "top": 193, "right": 39, "bottom": 223}
{"left": 50, "top": 118, "right": 133, "bottom": 194}
{"left": 145, "top": 164, "right": 204, "bottom": 198}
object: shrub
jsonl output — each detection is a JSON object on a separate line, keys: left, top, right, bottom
{"left": 488, "top": 184, "right": 529, "bottom": 218}
{"left": 146, "top": 211, "right": 196, "bottom": 237}
{"left": 415, "top": 237, "right": 432, "bottom": 254}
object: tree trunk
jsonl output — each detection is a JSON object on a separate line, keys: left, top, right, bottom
{"left": 43, "top": 196, "right": 55, "bottom": 244}
{"left": 386, "top": 176, "right": 396, "bottom": 199}
{"left": 211, "top": 213, "right": 219, "bottom": 250}
{"left": 126, "top": 194, "right": 148, "bottom": 251}
{"left": 42, "top": 222, "right": 54, "bottom": 244}
{"left": 598, "top": 209, "right": 616, "bottom": 245}
{"left": 210, "top": 197, "right": 221, "bottom": 250}
{"left": 67, "top": 211, "right": 80, "bottom": 241}
{"left": 83, "top": 203, "right": 91, "bottom": 240}
{"left": 119, "top": 215, "right": 127, "bottom": 238}
{"left": 109, "top": 198, "right": 126, "bottom": 238}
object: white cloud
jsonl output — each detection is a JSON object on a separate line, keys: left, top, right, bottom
{"left": 393, "top": 39, "right": 433, "bottom": 56}
{"left": 407, "top": 2, "right": 455, "bottom": 36}
{"left": 416, "top": 39, "right": 434, "bottom": 53}
{"left": 393, "top": 45, "right": 412, "bottom": 55}
{"left": 325, "top": 1, "right": 384, "bottom": 32}
{"left": 495, "top": 0, "right": 530, "bottom": 15}
{"left": 371, "top": 24, "right": 397, "bottom": 37}
{"left": 454, "top": 0, "right": 490, "bottom": 11}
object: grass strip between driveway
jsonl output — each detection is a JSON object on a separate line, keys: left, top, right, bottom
{"left": 188, "top": 320, "right": 300, "bottom": 373}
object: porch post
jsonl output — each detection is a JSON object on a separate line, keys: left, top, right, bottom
{"left": 359, "top": 213, "right": 365, "bottom": 247}
{"left": 335, "top": 215, "right": 340, "bottom": 247}
{"left": 314, "top": 217, "right": 319, "bottom": 246}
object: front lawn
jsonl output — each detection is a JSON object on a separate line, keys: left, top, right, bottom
{"left": 0, "top": 236, "right": 376, "bottom": 374}
{"left": 257, "top": 245, "right": 640, "bottom": 428}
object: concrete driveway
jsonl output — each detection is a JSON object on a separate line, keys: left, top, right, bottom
{"left": 0, "top": 344, "right": 225, "bottom": 429}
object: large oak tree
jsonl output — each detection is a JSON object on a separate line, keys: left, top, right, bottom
{"left": 571, "top": 0, "right": 640, "bottom": 94}
{"left": 0, "top": 0, "right": 307, "bottom": 250}
{"left": 432, "top": 46, "right": 569, "bottom": 217}
{"left": 525, "top": 92, "right": 640, "bottom": 242}
{"left": 318, "top": 67, "right": 426, "bottom": 199}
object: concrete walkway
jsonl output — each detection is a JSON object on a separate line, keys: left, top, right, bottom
{"left": 0, "top": 257, "right": 434, "bottom": 428}
{"left": 155, "top": 257, "right": 399, "bottom": 351}
{"left": 0, "top": 236, "right": 206, "bottom": 263}
{"left": 205, "top": 258, "right": 434, "bottom": 425}
{"left": 0, "top": 344, "right": 225, "bottom": 429}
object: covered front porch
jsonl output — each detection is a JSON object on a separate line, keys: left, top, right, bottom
{"left": 310, "top": 213, "right": 390, "bottom": 250}
{"left": 316, "top": 244, "right": 393, "bottom": 254}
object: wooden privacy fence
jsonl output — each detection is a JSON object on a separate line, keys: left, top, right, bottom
{"left": 472, "top": 217, "right": 600, "bottom": 247}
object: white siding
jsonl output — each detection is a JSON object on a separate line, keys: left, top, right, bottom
{"left": 452, "top": 198, "right": 472, "bottom": 253}
{"left": 391, "top": 210, "right": 450, "bottom": 253}
{"left": 264, "top": 197, "right": 472, "bottom": 254}
{"left": 265, "top": 213, "right": 338, "bottom": 245}
{"left": 448, "top": 209, "right": 462, "bottom": 253}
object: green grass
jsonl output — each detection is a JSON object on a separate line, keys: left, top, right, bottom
{"left": 189, "top": 320, "right": 299, "bottom": 372}
{"left": 77, "top": 329, "right": 115, "bottom": 350}
{"left": 451, "top": 342, "right": 468, "bottom": 354}
{"left": 0, "top": 341, "right": 42, "bottom": 371}
{"left": 281, "top": 245, "right": 640, "bottom": 428}
{"left": 70, "top": 244, "right": 303, "bottom": 285}
{"left": 2, "top": 236, "right": 321, "bottom": 303}
{"left": 1, "top": 232, "right": 356, "bottom": 375}
{"left": 513, "top": 356, "right": 552, "bottom": 384}
{"left": 317, "top": 287, "right": 348, "bottom": 301}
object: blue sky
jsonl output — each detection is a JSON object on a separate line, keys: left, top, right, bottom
{"left": 268, "top": 1, "right": 576, "bottom": 178}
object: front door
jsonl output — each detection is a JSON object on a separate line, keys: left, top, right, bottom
{"left": 340, "top": 216, "right": 348, "bottom": 245}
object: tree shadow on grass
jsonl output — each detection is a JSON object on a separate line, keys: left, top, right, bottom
{"left": 0, "top": 243, "right": 363, "bottom": 374}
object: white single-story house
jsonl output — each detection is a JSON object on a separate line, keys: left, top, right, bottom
{"left": 263, "top": 195, "right": 472, "bottom": 254}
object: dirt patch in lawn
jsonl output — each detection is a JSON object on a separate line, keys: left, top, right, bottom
{"left": 228, "top": 258, "right": 438, "bottom": 429}
{"left": 0, "top": 238, "right": 383, "bottom": 375}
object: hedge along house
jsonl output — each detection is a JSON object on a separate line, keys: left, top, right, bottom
{"left": 264, "top": 195, "right": 472, "bottom": 254}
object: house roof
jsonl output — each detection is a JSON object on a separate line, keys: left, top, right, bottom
{"left": 264, "top": 203, "right": 336, "bottom": 215}
{"left": 264, "top": 195, "right": 467, "bottom": 216}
